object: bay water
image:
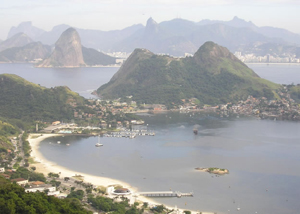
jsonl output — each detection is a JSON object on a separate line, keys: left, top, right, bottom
{"left": 1, "top": 63, "right": 300, "bottom": 213}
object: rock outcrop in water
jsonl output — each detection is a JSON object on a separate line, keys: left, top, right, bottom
{"left": 37, "top": 28, "right": 86, "bottom": 67}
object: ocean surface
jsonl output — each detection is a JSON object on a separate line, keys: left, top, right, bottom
{"left": 0, "top": 63, "right": 119, "bottom": 98}
{"left": 1, "top": 63, "right": 300, "bottom": 213}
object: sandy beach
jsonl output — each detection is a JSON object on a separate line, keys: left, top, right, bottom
{"left": 28, "top": 133, "right": 213, "bottom": 214}
{"left": 28, "top": 134, "right": 166, "bottom": 210}
{"left": 28, "top": 133, "right": 134, "bottom": 188}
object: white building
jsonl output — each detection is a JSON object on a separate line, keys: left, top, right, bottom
{"left": 11, "top": 178, "right": 28, "bottom": 186}
{"left": 0, "top": 167, "right": 5, "bottom": 173}
{"left": 25, "top": 185, "right": 58, "bottom": 196}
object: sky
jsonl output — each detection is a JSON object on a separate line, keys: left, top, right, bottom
{"left": 0, "top": 0, "right": 300, "bottom": 40}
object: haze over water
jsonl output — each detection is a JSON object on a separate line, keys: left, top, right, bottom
{"left": 1, "top": 63, "right": 300, "bottom": 213}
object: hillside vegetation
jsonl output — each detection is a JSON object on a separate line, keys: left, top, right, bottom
{"left": 0, "top": 176, "right": 91, "bottom": 214}
{"left": 0, "top": 74, "right": 85, "bottom": 122}
{"left": 97, "top": 42, "right": 280, "bottom": 106}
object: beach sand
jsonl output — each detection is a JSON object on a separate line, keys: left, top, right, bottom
{"left": 28, "top": 133, "right": 213, "bottom": 214}
{"left": 28, "top": 134, "right": 163, "bottom": 207}
{"left": 28, "top": 134, "right": 134, "bottom": 188}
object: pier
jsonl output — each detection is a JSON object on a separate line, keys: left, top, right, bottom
{"left": 137, "top": 191, "right": 193, "bottom": 198}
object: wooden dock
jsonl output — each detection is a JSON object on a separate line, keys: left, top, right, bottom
{"left": 137, "top": 191, "right": 193, "bottom": 198}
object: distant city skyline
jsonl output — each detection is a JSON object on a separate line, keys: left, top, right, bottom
{"left": 0, "top": 0, "right": 300, "bottom": 40}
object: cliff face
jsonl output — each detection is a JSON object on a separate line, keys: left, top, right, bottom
{"left": 37, "top": 28, "right": 85, "bottom": 67}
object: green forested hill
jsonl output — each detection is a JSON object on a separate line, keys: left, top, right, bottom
{"left": 0, "top": 74, "right": 85, "bottom": 122}
{"left": 97, "top": 42, "right": 280, "bottom": 106}
{"left": 0, "top": 121, "right": 17, "bottom": 151}
{"left": 0, "top": 176, "right": 91, "bottom": 214}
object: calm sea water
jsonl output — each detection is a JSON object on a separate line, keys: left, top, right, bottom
{"left": 0, "top": 63, "right": 119, "bottom": 98}
{"left": 1, "top": 63, "right": 300, "bottom": 213}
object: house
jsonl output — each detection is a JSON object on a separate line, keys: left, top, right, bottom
{"left": 100, "top": 121, "right": 107, "bottom": 129}
{"left": 52, "top": 121, "right": 61, "bottom": 126}
{"left": 1, "top": 174, "right": 10, "bottom": 179}
{"left": 25, "top": 184, "right": 58, "bottom": 196}
{"left": 0, "top": 167, "right": 5, "bottom": 173}
{"left": 30, "top": 181, "right": 45, "bottom": 186}
{"left": 11, "top": 178, "right": 28, "bottom": 186}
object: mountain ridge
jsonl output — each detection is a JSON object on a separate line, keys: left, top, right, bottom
{"left": 97, "top": 42, "right": 279, "bottom": 106}
{"left": 0, "top": 33, "right": 33, "bottom": 52}
{"left": 7, "top": 17, "right": 300, "bottom": 56}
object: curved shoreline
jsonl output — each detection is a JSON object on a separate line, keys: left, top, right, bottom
{"left": 28, "top": 133, "right": 133, "bottom": 188}
{"left": 28, "top": 133, "right": 214, "bottom": 214}
{"left": 27, "top": 134, "right": 179, "bottom": 212}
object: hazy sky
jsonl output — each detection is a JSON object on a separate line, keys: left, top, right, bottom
{"left": 1, "top": 0, "right": 300, "bottom": 40}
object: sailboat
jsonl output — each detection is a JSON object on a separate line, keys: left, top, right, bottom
{"left": 95, "top": 135, "right": 103, "bottom": 147}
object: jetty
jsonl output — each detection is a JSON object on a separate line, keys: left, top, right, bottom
{"left": 137, "top": 191, "right": 193, "bottom": 198}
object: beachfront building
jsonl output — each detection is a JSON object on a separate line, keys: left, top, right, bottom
{"left": 11, "top": 178, "right": 28, "bottom": 186}
{"left": 25, "top": 184, "right": 59, "bottom": 196}
{"left": 106, "top": 186, "right": 132, "bottom": 195}
{"left": 113, "top": 188, "right": 132, "bottom": 195}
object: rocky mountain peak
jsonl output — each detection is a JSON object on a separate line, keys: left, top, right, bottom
{"left": 37, "top": 27, "right": 85, "bottom": 67}
{"left": 194, "top": 41, "right": 236, "bottom": 60}
{"left": 7, "top": 21, "right": 45, "bottom": 40}
{"left": 144, "top": 17, "right": 160, "bottom": 35}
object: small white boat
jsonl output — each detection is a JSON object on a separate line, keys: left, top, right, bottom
{"left": 66, "top": 144, "right": 70, "bottom": 146}
{"left": 95, "top": 136, "right": 103, "bottom": 147}
{"left": 57, "top": 141, "right": 61, "bottom": 144}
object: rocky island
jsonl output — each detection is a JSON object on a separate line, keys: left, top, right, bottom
{"left": 195, "top": 167, "right": 229, "bottom": 175}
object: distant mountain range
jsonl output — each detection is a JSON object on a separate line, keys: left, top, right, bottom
{"left": 97, "top": 42, "right": 279, "bottom": 106}
{"left": 0, "top": 42, "right": 51, "bottom": 63}
{"left": 0, "top": 33, "right": 33, "bottom": 52}
{"left": 5, "top": 17, "right": 300, "bottom": 56}
{"left": 0, "top": 28, "right": 117, "bottom": 66}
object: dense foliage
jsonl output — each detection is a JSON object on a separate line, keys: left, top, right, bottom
{"left": 88, "top": 195, "right": 144, "bottom": 214}
{"left": 0, "top": 74, "right": 85, "bottom": 122}
{"left": 0, "top": 120, "right": 17, "bottom": 151}
{"left": 10, "top": 167, "right": 46, "bottom": 182}
{"left": 98, "top": 42, "right": 279, "bottom": 106}
{"left": 0, "top": 176, "right": 91, "bottom": 214}
{"left": 289, "top": 84, "right": 300, "bottom": 103}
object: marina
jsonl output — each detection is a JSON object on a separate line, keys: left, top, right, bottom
{"left": 103, "top": 129, "right": 155, "bottom": 139}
